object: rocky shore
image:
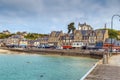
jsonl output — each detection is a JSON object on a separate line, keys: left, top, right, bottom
{"left": 0, "top": 47, "right": 104, "bottom": 59}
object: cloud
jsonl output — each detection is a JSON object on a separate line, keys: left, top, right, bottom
{"left": 0, "top": 0, "right": 120, "bottom": 33}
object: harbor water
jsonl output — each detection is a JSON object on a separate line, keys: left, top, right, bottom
{"left": 0, "top": 53, "right": 98, "bottom": 80}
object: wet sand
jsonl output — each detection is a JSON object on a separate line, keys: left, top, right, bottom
{"left": 0, "top": 49, "right": 10, "bottom": 53}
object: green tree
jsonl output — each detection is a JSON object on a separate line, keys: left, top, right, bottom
{"left": 108, "top": 29, "right": 119, "bottom": 39}
{"left": 24, "top": 33, "right": 48, "bottom": 40}
{"left": 67, "top": 22, "right": 76, "bottom": 34}
{"left": 0, "top": 33, "right": 13, "bottom": 39}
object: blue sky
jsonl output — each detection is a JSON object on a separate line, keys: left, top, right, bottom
{"left": 0, "top": 0, "right": 120, "bottom": 34}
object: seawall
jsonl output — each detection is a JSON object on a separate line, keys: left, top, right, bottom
{"left": 0, "top": 47, "right": 104, "bottom": 59}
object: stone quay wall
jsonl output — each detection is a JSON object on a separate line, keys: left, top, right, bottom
{"left": 0, "top": 47, "right": 105, "bottom": 59}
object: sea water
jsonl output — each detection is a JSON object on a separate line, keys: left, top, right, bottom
{"left": 0, "top": 53, "right": 98, "bottom": 80}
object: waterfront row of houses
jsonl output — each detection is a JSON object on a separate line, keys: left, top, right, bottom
{"left": 0, "top": 23, "right": 120, "bottom": 50}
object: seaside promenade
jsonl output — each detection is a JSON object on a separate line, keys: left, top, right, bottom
{"left": 85, "top": 54, "right": 120, "bottom": 80}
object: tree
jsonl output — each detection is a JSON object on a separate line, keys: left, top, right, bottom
{"left": 108, "top": 29, "right": 119, "bottom": 39}
{"left": 24, "top": 33, "right": 48, "bottom": 40}
{"left": 67, "top": 22, "right": 76, "bottom": 34}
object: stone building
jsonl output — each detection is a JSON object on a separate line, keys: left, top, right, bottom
{"left": 6, "top": 35, "right": 25, "bottom": 47}
{"left": 38, "top": 36, "right": 49, "bottom": 46}
{"left": 48, "top": 31, "right": 63, "bottom": 47}
{"left": 95, "top": 29, "right": 109, "bottom": 42}
{"left": 73, "top": 23, "right": 109, "bottom": 48}
{"left": 60, "top": 34, "right": 74, "bottom": 46}
{"left": 78, "top": 22, "right": 93, "bottom": 30}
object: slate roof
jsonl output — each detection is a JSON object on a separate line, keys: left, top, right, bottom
{"left": 60, "top": 33, "right": 74, "bottom": 40}
{"left": 50, "top": 31, "right": 62, "bottom": 37}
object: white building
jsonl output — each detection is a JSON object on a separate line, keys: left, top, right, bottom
{"left": 78, "top": 22, "right": 93, "bottom": 30}
{"left": 72, "top": 42, "right": 84, "bottom": 48}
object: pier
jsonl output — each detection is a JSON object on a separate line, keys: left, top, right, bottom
{"left": 84, "top": 54, "right": 120, "bottom": 80}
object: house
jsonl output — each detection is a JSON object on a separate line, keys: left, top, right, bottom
{"left": 95, "top": 29, "right": 109, "bottom": 42}
{"left": 19, "top": 39, "right": 28, "bottom": 48}
{"left": 27, "top": 40, "right": 35, "bottom": 47}
{"left": 88, "top": 30, "right": 97, "bottom": 47}
{"left": 38, "top": 36, "right": 49, "bottom": 46}
{"left": 2, "top": 30, "right": 11, "bottom": 35}
{"left": 6, "top": 35, "right": 24, "bottom": 47}
{"left": 73, "top": 24, "right": 109, "bottom": 49}
{"left": 75, "top": 30, "right": 96, "bottom": 48}
{"left": 22, "top": 32, "right": 28, "bottom": 36}
{"left": 33, "top": 40, "right": 40, "bottom": 47}
{"left": 48, "top": 31, "right": 63, "bottom": 47}
{"left": 78, "top": 22, "right": 93, "bottom": 30}
{"left": 73, "top": 30, "right": 84, "bottom": 48}
{"left": 72, "top": 42, "right": 84, "bottom": 48}
{"left": 0, "top": 39, "right": 5, "bottom": 47}
{"left": 60, "top": 34, "right": 74, "bottom": 49}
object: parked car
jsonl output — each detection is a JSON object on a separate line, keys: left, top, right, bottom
{"left": 56, "top": 46, "right": 63, "bottom": 50}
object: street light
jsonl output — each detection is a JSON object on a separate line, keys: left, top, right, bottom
{"left": 110, "top": 14, "right": 120, "bottom": 55}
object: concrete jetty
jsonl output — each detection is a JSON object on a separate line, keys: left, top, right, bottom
{"left": 85, "top": 54, "right": 120, "bottom": 80}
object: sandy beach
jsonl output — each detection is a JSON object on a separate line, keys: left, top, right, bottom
{"left": 0, "top": 48, "right": 26, "bottom": 54}
{"left": 0, "top": 49, "right": 10, "bottom": 53}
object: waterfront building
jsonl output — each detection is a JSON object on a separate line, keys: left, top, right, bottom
{"left": 27, "top": 40, "right": 35, "bottom": 47}
{"left": 48, "top": 31, "right": 63, "bottom": 47}
{"left": 19, "top": 39, "right": 28, "bottom": 48}
{"left": 87, "top": 30, "right": 97, "bottom": 48}
{"left": 73, "top": 30, "right": 84, "bottom": 48}
{"left": 38, "top": 36, "right": 49, "bottom": 46}
{"left": 6, "top": 35, "right": 25, "bottom": 47}
{"left": 60, "top": 34, "right": 74, "bottom": 49}
{"left": 1, "top": 22, "right": 109, "bottom": 50}
{"left": 0, "top": 39, "right": 5, "bottom": 47}
{"left": 33, "top": 40, "right": 40, "bottom": 47}
{"left": 73, "top": 23, "right": 109, "bottom": 49}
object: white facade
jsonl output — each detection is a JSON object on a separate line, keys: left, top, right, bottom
{"left": 72, "top": 42, "right": 84, "bottom": 48}
{"left": 34, "top": 42, "right": 40, "bottom": 47}
{"left": 78, "top": 23, "right": 93, "bottom": 30}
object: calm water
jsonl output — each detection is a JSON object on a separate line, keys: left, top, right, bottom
{"left": 0, "top": 53, "right": 98, "bottom": 80}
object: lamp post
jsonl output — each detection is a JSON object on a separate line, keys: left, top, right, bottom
{"left": 110, "top": 14, "right": 120, "bottom": 56}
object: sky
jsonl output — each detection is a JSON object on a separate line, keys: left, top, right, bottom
{"left": 0, "top": 0, "right": 120, "bottom": 34}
